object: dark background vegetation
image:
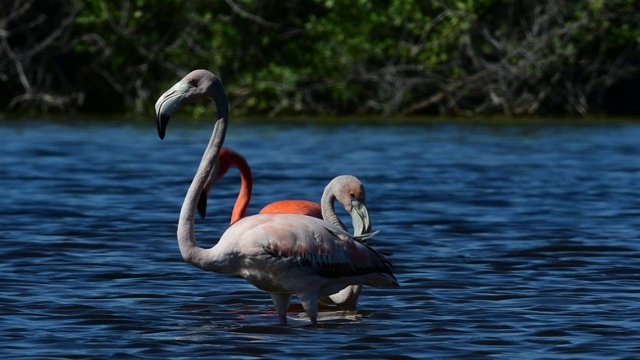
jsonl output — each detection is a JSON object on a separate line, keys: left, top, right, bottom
{"left": 1, "top": 0, "right": 639, "bottom": 118}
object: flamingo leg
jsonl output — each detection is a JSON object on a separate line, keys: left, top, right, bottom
{"left": 297, "top": 292, "right": 319, "bottom": 325}
{"left": 270, "top": 293, "right": 291, "bottom": 325}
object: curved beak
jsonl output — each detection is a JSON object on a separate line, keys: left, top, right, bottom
{"left": 155, "top": 82, "right": 193, "bottom": 139}
{"left": 349, "top": 199, "right": 371, "bottom": 236}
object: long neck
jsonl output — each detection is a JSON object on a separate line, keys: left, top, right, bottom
{"left": 229, "top": 151, "right": 253, "bottom": 223}
{"left": 177, "top": 117, "right": 229, "bottom": 272}
{"left": 320, "top": 185, "right": 346, "bottom": 230}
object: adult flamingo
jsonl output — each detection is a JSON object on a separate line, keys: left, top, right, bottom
{"left": 155, "top": 69, "right": 398, "bottom": 324}
{"left": 198, "top": 148, "right": 371, "bottom": 309}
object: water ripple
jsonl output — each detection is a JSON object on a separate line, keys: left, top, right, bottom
{"left": 1, "top": 120, "right": 640, "bottom": 358}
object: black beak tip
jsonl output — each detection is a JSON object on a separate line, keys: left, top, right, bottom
{"left": 197, "top": 194, "right": 208, "bottom": 219}
{"left": 157, "top": 114, "right": 169, "bottom": 140}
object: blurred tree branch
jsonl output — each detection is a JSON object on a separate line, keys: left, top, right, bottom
{"left": 1, "top": 0, "right": 84, "bottom": 111}
{"left": 0, "top": 0, "right": 638, "bottom": 117}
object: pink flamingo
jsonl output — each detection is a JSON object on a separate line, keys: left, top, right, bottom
{"left": 155, "top": 69, "right": 398, "bottom": 324}
{"left": 198, "top": 147, "right": 371, "bottom": 309}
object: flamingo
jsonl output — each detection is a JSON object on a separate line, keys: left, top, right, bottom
{"left": 155, "top": 69, "right": 399, "bottom": 324}
{"left": 198, "top": 147, "right": 371, "bottom": 309}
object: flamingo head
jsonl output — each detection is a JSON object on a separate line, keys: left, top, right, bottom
{"left": 155, "top": 69, "right": 229, "bottom": 140}
{"left": 334, "top": 175, "right": 371, "bottom": 236}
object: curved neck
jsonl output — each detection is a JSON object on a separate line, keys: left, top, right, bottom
{"left": 228, "top": 151, "right": 253, "bottom": 223}
{"left": 320, "top": 185, "right": 346, "bottom": 230}
{"left": 177, "top": 117, "right": 229, "bottom": 272}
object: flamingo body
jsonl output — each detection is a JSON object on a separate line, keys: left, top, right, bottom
{"left": 216, "top": 214, "right": 395, "bottom": 294}
{"left": 260, "top": 200, "right": 322, "bottom": 218}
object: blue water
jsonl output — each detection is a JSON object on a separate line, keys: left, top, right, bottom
{"left": 2, "top": 119, "right": 640, "bottom": 359}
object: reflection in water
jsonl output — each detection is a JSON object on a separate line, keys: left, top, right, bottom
{"left": 1, "top": 120, "right": 640, "bottom": 358}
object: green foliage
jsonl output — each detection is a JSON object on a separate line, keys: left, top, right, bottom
{"left": 1, "top": 0, "right": 639, "bottom": 116}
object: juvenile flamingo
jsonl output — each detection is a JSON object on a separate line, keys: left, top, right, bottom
{"left": 155, "top": 69, "right": 398, "bottom": 324}
{"left": 198, "top": 148, "right": 371, "bottom": 309}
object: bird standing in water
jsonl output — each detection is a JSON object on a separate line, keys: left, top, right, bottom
{"left": 155, "top": 69, "right": 398, "bottom": 324}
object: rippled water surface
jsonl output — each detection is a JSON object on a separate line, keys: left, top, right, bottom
{"left": 2, "top": 119, "right": 640, "bottom": 359}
